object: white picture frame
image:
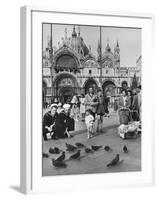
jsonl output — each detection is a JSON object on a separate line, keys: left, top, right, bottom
{"left": 20, "top": 6, "right": 155, "bottom": 194}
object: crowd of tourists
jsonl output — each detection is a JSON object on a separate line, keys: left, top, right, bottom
{"left": 43, "top": 85, "right": 141, "bottom": 141}
{"left": 43, "top": 87, "right": 110, "bottom": 140}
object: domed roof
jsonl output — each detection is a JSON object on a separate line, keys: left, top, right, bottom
{"left": 71, "top": 26, "right": 89, "bottom": 56}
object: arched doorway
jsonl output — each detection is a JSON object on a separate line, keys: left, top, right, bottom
{"left": 59, "top": 86, "right": 74, "bottom": 103}
{"left": 84, "top": 79, "right": 98, "bottom": 94}
{"left": 102, "top": 80, "right": 116, "bottom": 97}
{"left": 53, "top": 73, "right": 79, "bottom": 103}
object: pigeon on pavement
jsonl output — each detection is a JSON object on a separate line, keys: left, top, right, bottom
{"left": 55, "top": 152, "right": 65, "bottom": 162}
{"left": 52, "top": 159, "right": 67, "bottom": 168}
{"left": 49, "top": 147, "right": 60, "bottom": 154}
{"left": 123, "top": 145, "right": 128, "bottom": 153}
{"left": 107, "top": 154, "right": 120, "bottom": 167}
{"left": 85, "top": 147, "right": 94, "bottom": 153}
{"left": 104, "top": 145, "right": 112, "bottom": 152}
{"left": 69, "top": 150, "right": 80, "bottom": 160}
{"left": 42, "top": 153, "right": 49, "bottom": 158}
{"left": 66, "top": 143, "right": 77, "bottom": 152}
{"left": 75, "top": 142, "right": 85, "bottom": 148}
{"left": 91, "top": 145, "right": 102, "bottom": 151}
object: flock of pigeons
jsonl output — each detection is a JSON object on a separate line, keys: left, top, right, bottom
{"left": 43, "top": 142, "right": 129, "bottom": 169}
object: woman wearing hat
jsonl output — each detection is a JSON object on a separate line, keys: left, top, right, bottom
{"left": 55, "top": 104, "right": 74, "bottom": 138}
{"left": 43, "top": 104, "right": 58, "bottom": 140}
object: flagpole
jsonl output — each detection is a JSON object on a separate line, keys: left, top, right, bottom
{"left": 100, "top": 26, "right": 102, "bottom": 90}
{"left": 50, "top": 24, "right": 54, "bottom": 103}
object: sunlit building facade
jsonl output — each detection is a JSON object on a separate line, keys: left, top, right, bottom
{"left": 42, "top": 26, "right": 141, "bottom": 104}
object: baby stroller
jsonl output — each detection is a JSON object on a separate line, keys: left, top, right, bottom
{"left": 118, "top": 108, "right": 139, "bottom": 139}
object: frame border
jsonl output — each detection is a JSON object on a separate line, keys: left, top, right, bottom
{"left": 20, "top": 6, "right": 155, "bottom": 194}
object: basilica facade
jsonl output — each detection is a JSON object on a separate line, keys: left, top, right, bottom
{"left": 42, "top": 26, "right": 141, "bottom": 104}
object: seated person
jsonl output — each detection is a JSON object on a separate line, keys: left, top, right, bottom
{"left": 43, "top": 104, "right": 58, "bottom": 140}
{"left": 55, "top": 104, "right": 75, "bottom": 138}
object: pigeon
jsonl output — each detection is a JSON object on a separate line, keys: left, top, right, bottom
{"left": 104, "top": 145, "right": 112, "bottom": 152}
{"left": 65, "top": 143, "right": 77, "bottom": 152}
{"left": 69, "top": 150, "right": 80, "bottom": 160}
{"left": 85, "top": 147, "right": 94, "bottom": 153}
{"left": 55, "top": 152, "right": 65, "bottom": 162}
{"left": 91, "top": 145, "right": 102, "bottom": 151}
{"left": 75, "top": 142, "right": 85, "bottom": 148}
{"left": 49, "top": 147, "right": 60, "bottom": 154}
{"left": 107, "top": 154, "right": 120, "bottom": 167}
{"left": 42, "top": 153, "right": 49, "bottom": 158}
{"left": 123, "top": 145, "right": 128, "bottom": 153}
{"left": 52, "top": 159, "right": 67, "bottom": 168}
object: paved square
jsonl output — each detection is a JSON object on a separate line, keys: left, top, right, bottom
{"left": 42, "top": 111, "right": 141, "bottom": 176}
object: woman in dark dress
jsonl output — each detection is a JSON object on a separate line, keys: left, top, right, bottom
{"left": 55, "top": 104, "right": 75, "bottom": 138}
{"left": 96, "top": 89, "right": 106, "bottom": 133}
{"left": 118, "top": 90, "right": 131, "bottom": 125}
{"left": 43, "top": 104, "right": 58, "bottom": 141}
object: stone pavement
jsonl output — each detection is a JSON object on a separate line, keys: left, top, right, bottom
{"left": 42, "top": 111, "right": 141, "bottom": 176}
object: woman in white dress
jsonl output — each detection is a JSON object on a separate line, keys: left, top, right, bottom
{"left": 71, "top": 94, "right": 80, "bottom": 121}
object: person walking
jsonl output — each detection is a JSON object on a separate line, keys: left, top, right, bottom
{"left": 79, "top": 94, "right": 85, "bottom": 121}
{"left": 118, "top": 89, "right": 131, "bottom": 125}
{"left": 104, "top": 94, "right": 110, "bottom": 117}
{"left": 84, "top": 87, "right": 98, "bottom": 120}
{"left": 96, "top": 89, "right": 106, "bottom": 133}
{"left": 71, "top": 94, "right": 80, "bottom": 121}
{"left": 137, "top": 85, "right": 142, "bottom": 121}
{"left": 131, "top": 89, "right": 140, "bottom": 121}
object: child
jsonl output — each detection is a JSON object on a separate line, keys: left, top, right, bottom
{"left": 85, "top": 109, "right": 95, "bottom": 139}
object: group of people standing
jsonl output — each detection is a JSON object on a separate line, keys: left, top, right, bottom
{"left": 118, "top": 85, "right": 141, "bottom": 125}
{"left": 43, "top": 87, "right": 110, "bottom": 140}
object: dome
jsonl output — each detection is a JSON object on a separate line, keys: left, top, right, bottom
{"left": 77, "top": 36, "right": 89, "bottom": 56}
{"left": 70, "top": 26, "right": 89, "bottom": 56}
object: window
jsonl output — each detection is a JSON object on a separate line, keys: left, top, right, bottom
{"left": 89, "top": 69, "right": 92, "bottom": 75}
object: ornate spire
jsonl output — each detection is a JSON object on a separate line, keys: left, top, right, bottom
{"left": 106, "top": 38, "right": 111, "bottom": 52}
{"left": 88, "top": 45, "right": 92, "bottom": 55}
{"left": 97, "top": 40, "right": 101, "bottom": 61}
{"left": 72, "top": 25, "right": 77, "bottom": 37}
{"left": 78, "top": 26, "right": 80, "bottom": 36}
{"left": 117, "top": 40, "right": 119, "bottom": 47}
{"left": 97, "top": 40, "right": 101, "bottom": 51}
{"left": 114, "top": 40, "right": 120, "bottom": 53}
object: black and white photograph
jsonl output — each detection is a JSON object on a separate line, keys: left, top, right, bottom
{"left": 42, "top": 23, "right": 142, "bottom": 176}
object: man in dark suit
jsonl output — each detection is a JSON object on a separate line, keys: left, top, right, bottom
{"left": 55, "top": 104, "right": 74, "bottom": 138}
